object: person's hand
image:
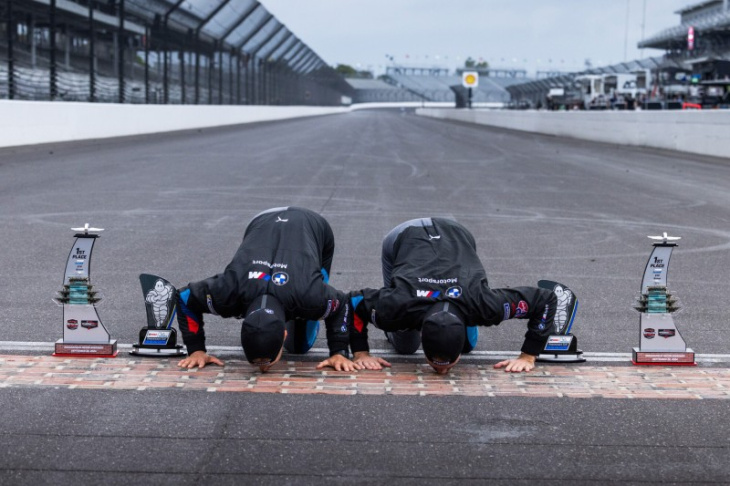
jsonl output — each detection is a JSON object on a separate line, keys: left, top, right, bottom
{"left": 317, "top": 353, "right": 361, "bottom": 372}
{"left": 177, "top": 350, "right": 224, "bottom": 369}
{"left": 353, "top": 351, "right": 391, "bottom": 371}
{"left": 494, "top": 353, "right": 537, "bottom": 373}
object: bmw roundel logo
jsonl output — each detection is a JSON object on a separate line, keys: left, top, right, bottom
{"left": 272, "top": 272, "right": 289, "bottom": 286}
{"left": 446, "top": 286, "right": 462, "bottom": 298}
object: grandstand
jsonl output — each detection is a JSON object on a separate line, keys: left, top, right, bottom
{"left": 0, "top": 0, "right": 351, "bottom": 105}
{"left": 385, "top": 66, "right": 528, "bottom": 104}
{"left": 508, "top": 1, "right": 730, "bottom": 110}
{"left": 639, "top": 0, "right": 730, "bottom": 60}
{"left": 344, "top": 66, "right": 530, "bottom": 106}
{"left": 346, "top": 0, "right": 730, "bottom": 110}
{"left": 345, "top": 78, "right": 422, "bottom": 103}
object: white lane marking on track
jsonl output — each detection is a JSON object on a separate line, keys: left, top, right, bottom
{"left": 1, "top": 342, "right": 728, "bottom": 363}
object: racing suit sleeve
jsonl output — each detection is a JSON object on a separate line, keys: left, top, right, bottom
{"left": 475, "top": 284, "right": 557, "bottom": 356}
{"left": 321, "top": 288, "right": 351, "bottom": 357}
{"left": 176, "top": 286, "right": 207, "bottom": 355}
{"left": 347, "top": 289, "right": 378, "bottom": 354}
{"left": 347, "top": 287, "right": 414, "bottom": 354}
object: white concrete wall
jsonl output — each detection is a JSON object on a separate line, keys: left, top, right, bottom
{"left": 0, "top": 100, "right": 349, "bottom": 148}
{"left": 416, "top": 108, "right": 730, "bottom": 159}
{"left": 0, "top": 100, "right": 469, "bottom": 149}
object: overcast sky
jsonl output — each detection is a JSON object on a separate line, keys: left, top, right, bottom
{"left": 261, "top": 0, "right": 694, "bottom": 75}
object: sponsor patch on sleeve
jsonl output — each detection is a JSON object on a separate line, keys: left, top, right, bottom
{"left": 514, "top": 300, "right": 529, "bottom": 318}
{"left": 206, "top": 294, "right": 219, "bottom": 316}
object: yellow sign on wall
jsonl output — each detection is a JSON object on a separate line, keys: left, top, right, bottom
{"left": 462, "top": 71, "right": 479, "bottom": 88}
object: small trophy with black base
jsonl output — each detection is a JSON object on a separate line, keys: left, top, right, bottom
{"left": 130, "top": 274, "right": 186, "bottom": 357}
{"left": 536, "top": 279, "right": 585, "bottom": 363}
{"left": 632, "top": 233, "right": 695, "bottom": 365}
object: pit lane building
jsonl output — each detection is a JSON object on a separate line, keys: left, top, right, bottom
{"left": 509, "top": 0, "right": 730, "bottom": 109}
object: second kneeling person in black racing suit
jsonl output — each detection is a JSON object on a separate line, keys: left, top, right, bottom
{"left": 175, "top": 207, "right": 356, "bottom": 372}
{"left": 349, "top": 218, "right": 558, "bottom": 374}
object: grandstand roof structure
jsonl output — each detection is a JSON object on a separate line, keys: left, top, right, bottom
{"left": 4, "top": 1, "right": 336, "bottom": 76}
{"left": 639, "top": 0, "right": 730, "bottom": 55}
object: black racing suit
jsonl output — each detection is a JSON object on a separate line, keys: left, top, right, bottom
{"left": 349, "top": 218, "right": 557, "bottom": 356}
{"left": 179, "top": 207, "right": 350, "bottom": 357}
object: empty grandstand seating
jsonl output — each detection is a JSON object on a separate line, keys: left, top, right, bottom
{"left": 377, "top": 69, "right": 528, "bottom": 104}
{"left": 345, "top": 78, "right": 422, "bottom": 103}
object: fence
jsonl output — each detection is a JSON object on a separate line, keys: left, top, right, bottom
{"left": 0, "top": 0, "right": 351, "bottom": 106}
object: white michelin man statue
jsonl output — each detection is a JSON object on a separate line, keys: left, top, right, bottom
{"left": 553, "top": 284, "right": 573, "bottom": 333}
{"left": 146, "top": 279, "right": 175, "bottom": 329}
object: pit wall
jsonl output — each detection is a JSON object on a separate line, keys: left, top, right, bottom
{"left": 415, "top": 108, "right": 730, "bottom": 159}
{"left": 0, "top": 100, "right": 467, "bottom": 149}
{"left": 0, "top": 101, "right": 356, "bottom": 149}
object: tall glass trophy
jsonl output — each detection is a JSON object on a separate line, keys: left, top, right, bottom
{"left": 53, "top": 224, "right": 117, "bottom": 357}
{"left": 632, "top": 233, "right": 694, "bottom": 365}
{"left": 130, "top": 274, "right": 185, "bottom": 356}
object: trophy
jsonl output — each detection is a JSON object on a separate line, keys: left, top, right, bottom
{"left": 632, "top": 233, "right": 694, "bottom": 365}
{"left": 53, "top": 224, "right": 117, "bottom": 357}
{"left": 130, "top": 274, "right": 185, "bottom": 356}
{"left": 536, "top": 280, "right": 585, "bottom": 363}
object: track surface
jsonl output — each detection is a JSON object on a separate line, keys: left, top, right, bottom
{"left": 1, "top": 110, "right": 729, "bottom": 483}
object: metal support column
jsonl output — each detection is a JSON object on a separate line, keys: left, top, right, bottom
{"left": 228, "top": 48, "right": 234, "bottom": 104}
{"left": 163, "top": 0, "right": 185, "bottom": 104}
{"left": 236, "top": 52, "right": 242, "bottom": 104}
{"left": 247, "top": 54, "right": 254, "bottom": 104}
{"left": 194, "top": 36, "right": 200, "bottom": 103}
{"left": 208, "top": 49, "right": 214, "bottom": 105}
{"left": 29, "top": 13, "right": 36, "bottom": 68}
{"left": 179, "top": 49, "right": 186, "bottom": 104}
{"left": 50, "top": 0, "right": 57, "bottom": 100}
{"left": 218, "top": 48, "right": 223, "bottom": 104}
{"left": 117, "top": 0, "right": 125, "bottom": 103}
{"left": 88, "top": 2, "right": 95, "bottom": 102}
{"left": 6, "top": 0, "right": 14, "bottom": 99}
{"left": 144, "top": 26, "right": 150, "bottom": 103}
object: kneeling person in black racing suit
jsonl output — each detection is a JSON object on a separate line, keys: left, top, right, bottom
{"left": 176, "top": 207, "right": 356, "bottom": 372}
{"left": 349, "top": 218, "right": 558, "bottom": 374}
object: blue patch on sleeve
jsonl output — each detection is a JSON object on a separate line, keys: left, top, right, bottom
{"left": 467, "top": 326, "right": 479, "bottom": 348}
{"left": 179, "top": 288, "right": 190, "bottom": 304}
{"left": 350, "top": 295, "right": 363, "bottom": 310}
{"left": 320, "top": 267, "right": 330, "bottom": 284}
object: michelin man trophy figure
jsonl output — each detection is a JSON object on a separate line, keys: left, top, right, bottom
{"left": 632, "top": 233, "right": 694, "bottom": 365}
{"left": 131, "top": 274, "right": 185, "bottom": 356}
{"left": 54, "top": 224, "right": 117, "bottom": 357}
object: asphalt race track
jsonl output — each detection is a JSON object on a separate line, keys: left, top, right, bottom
{"left": 1, "top": 109, "right": 729, "bottom": 484}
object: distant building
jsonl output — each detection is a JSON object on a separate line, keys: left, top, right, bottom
{"left": 639, "top": 0, "right": 730, "bottom": 80}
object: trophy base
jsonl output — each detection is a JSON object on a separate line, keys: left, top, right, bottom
{"left": 537, "top": 351, "right": 586, "bottom": 363}
{"left": 130, "top": 328, "right": 186, "bottom": 357}
{"left": 54, "top": 339, "right": 118, "bottom": 358}
{"left": 130, "top": 345, "right": 186, "bottom": 357}
{"left": 632, "top": 347, "right": 696, "bottom": 366}
{"left": 536, "top": 334, "right": 586, "bottom": 363}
